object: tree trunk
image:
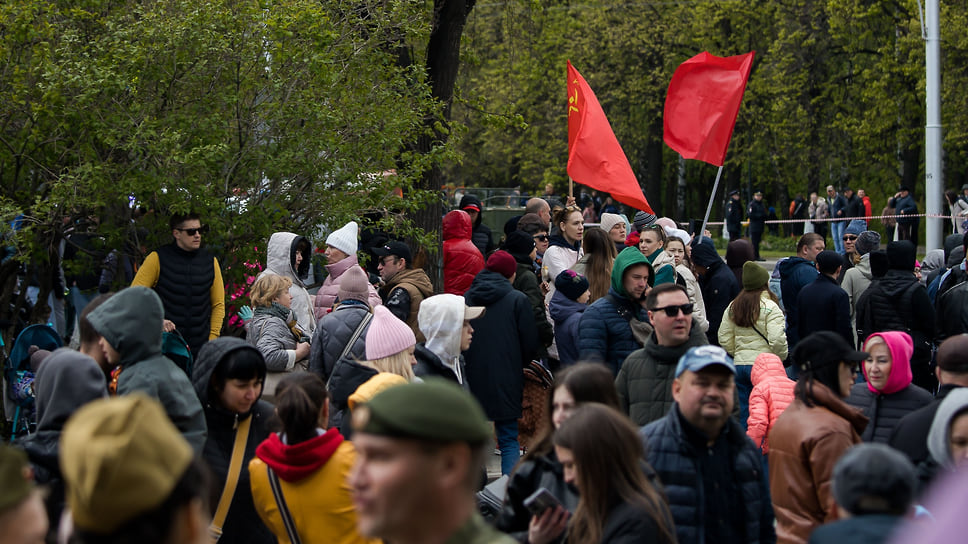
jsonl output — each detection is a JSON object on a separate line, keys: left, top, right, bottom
{"left": 409, "top": 0, "right": 477, "bottom": 290}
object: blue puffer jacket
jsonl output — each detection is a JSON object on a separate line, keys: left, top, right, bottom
{"left": 577, "top": 247, "right": 654, "bottom": 375}
{"left": 548, "top": 289, "right": 586, "bottom": 366}
{"left": 641, "top": 405, "right": 776, "bottom": 544}
{"left": 778, "top": 256, "right": 819, "bottom": 348}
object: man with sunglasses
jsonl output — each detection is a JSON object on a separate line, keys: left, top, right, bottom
{"left": 617, "top": 284, "right": 709, "bottom": 426}
{"left": 132, "top": 212, "right": 224, "bottom": 356}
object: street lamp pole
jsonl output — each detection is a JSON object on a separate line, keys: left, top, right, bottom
{"left": 925, "top": 0, "right": 943, "bottom": 250}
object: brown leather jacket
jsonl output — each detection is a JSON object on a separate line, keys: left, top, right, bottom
{"left": 767, "top": 381, "right": 868, "bottom": 544}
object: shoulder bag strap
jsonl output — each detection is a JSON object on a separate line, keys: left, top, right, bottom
{"left": 267, "top": 466, "right": 302, "bottom": 544}
{"left": 340, "top": 311, "right": 373, "bottom": 360}
{"left": 750, "top": 324, "right": 771, "bottom": 346}
{"left": 326, "top": 311, "right": 373, "bottom": 390}
{"left": 209, "top": 416, "right": 252, "bottom": 543}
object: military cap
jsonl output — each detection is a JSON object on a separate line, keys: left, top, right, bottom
{"left": 352, "top": 379, "right": 491, "bottom": 443}
{"left": 60, "top": 394, "right": 194, "bottom": 533}
{"left": 0, "top": 445, "right": 33, "bottom": 513}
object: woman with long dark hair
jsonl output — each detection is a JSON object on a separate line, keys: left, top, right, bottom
{"left": 718, "top": 261, "right": 788, "bottom": 429}
{"left": 571, "top": 227, "right": 615, "bottom": 303}
{"left": 554, "top": 404, "right": 675, "bottom": 544}
{"left": 768, "top": 331, "right": 870, "bottom": 544}
{"left": 249, "top": 372, "right": 376, "bottom": 544}
{"left": 496, "top": 363, "right": 622, "bottom": 543}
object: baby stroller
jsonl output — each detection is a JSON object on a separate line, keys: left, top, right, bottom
{"left": 3, "top": 323, "right": 62, "bottom": 441}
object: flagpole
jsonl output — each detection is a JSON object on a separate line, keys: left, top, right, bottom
{"left": 568, "top": 177, "right": 574, "bottom": 201}
{"left": 698, "top": 165, "right": 724, "bottom": 237}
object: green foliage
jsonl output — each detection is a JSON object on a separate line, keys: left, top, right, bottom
{"left": 452, "top": 0, "right": 953, "bottom": 226}
{"left": 0, "top": 0, "right": 447, "bottom": 335}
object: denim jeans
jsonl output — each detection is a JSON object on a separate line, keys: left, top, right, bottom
{"left": 831, "top": 220, "right": 845, "bottom": 253}
{"left": 495, "top": 418, "right": 520, "bottom": 476}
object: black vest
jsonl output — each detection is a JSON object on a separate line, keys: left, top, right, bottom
{"left": 155, "top": 243, "right": 215, "bottom": 355}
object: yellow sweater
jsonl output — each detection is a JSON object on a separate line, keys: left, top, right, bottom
{"left": 249, "top": 440, "right": 379, "bottom": 544}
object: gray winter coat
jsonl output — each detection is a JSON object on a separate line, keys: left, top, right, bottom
{"left": 247, "top": 312, "right": 300, "bottom": 373}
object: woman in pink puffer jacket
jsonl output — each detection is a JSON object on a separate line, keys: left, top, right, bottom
{"left": 747, "top": 352, "right": 795, "bottom": 453}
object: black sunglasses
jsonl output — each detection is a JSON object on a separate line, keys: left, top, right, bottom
{"left": 843, "top": 235, "right": 857, "bottom": 241}
{"left": 533, "top": 235, "right": 549, "bottom": 242}
{"left": 650, "top": 303, "right": 694, "bottom": 317}
{"left": 175, "top": 225, "right": 209, "bottom": 236}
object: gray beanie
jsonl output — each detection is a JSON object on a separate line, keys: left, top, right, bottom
{"left": 832, "top": 443, "right": 916, "bottom": 515}
{"left": 633, "top": 211, "right": 657, "bottom": 232}
{"left": 854, "top": 231, "right": 881, "bottom": 256}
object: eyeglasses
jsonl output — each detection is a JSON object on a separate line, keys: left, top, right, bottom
{"left": 533, "top": 235, "right": 549, "bottom": 242}
{"left": 650, "top": 303, "right": 694, "bottom": 317}
{"left": 175, "top": 225, "right": 209, "bottom": 236}
{"left": 843, "top": 235, "right": 857, "bottom": 241}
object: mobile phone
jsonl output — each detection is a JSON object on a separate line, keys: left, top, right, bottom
{"left": 523, "top": 487, "right": 562, "bottom": 516}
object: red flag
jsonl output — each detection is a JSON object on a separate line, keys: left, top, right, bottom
{"left": 567, "top": 61, "right": 653, "bottom": 214}
{"left": 663, "top": 51, "right": 755, "bottom": 167}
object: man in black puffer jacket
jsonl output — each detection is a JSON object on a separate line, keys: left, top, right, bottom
{"left": 641, "top": 345, "right": 775, "bottom": 544}
{"left": 856, "top": 241, "right": 936, "bottom": 391}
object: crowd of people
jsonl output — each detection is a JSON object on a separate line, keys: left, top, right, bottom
{"left": 3, "top": 187, "right": 968, "bottom": 544}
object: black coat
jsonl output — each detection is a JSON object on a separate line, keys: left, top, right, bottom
{"left": 808, "top": 515, "right": 901, "bottom": 544}
{"left": 855, "top": 271, "right": 935, "bottom": 373}
{"left": 797, "top": 274, "right": 853, "bottom": 346}
{"left": 726, "top": 198, "right": 744, "bottom": 233}
{"left": 464, "top": 269, "right": 540, "bottom": 421}
{"left": 192, "top": 338, "right": 276, "bottom": 544}
{"left": 697, "top": 260, "right": 740, "bottom": 346}
{"left": 936, "top": 266, "right": 968, "bottom": 341}
{"left": 601, "top": 500, "right": 676, "bottom": 544}
{"left": 845, "top": 383, "right": 934, "bottom": 444}
{"left": 747, "top": 200, "right": 767, "bottom": 233}
{"left": 888, "top": 384, "right": 962, "bottom": 493}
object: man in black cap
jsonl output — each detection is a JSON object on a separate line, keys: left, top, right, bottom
{"left": 747, "top": 190, "right": 767, "bottom": 260}
{"left": 349, "top": 380, "right": 515, "bottom": 544}
{"left": 797, "top": 250, "right": 852, "bottom": 346}
{"left": 890, "top": 186, "right": 919, "bottom": 242}
{"left": 889, "top": 334, "right": 968, "bottom": 493}
{"left": 374, "top": 241, "right": 434, "bottom": 343}
{"left": 458, "top": 195, "right": 496, "bottom": 257}
{"left": 725, "top": 189, "right": 743, "bottom": 241}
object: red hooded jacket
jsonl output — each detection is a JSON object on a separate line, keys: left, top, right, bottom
{"left": 443, "top": 210, "right": 485, "bottom": 295}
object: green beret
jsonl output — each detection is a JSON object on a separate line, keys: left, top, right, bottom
{"left": 0, "top": 445, "right": 33, "bottom": 513}
{"left": 353, "top": 379, "right": 491, "bottom": 443}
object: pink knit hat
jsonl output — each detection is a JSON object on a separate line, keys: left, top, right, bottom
{"left": 365, "top": 305, "right": 416, "bottom": 360}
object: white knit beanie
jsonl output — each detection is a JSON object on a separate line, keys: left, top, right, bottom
{"left": 326, "top": 221, "right": 359, "bottom": 256}
{"left": 599, "top": 213, "right": 623, "bottom": 234}
{"left": 365, "top": 305, "right": 416, "bottom": 360}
